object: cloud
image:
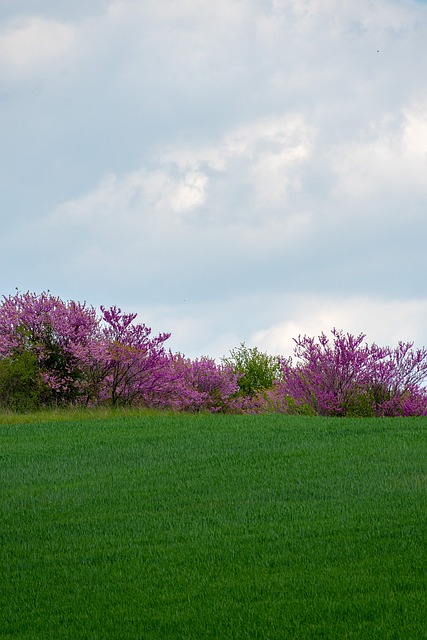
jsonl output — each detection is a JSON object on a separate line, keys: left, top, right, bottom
{"left": 31, "top": 111, "right": 315, "bottom": 308}
{"left": 47, "top": 112, "right": 314, "bottom": 232}
{"left": 160, "top": 114, "right": 315, "bottom": 211}
{"left": 0, "top": 17, "right": 76, "bottom": 74}
{"left": 251, "top": 295, "right": 427, "bottom": 359}
{"left": 16, "top": 85, "right": 427, "bottom": 316}
{"left": 330, "top": 102, "right": 427, "bottom": 201}
{"left": 3, "top": 0, "right": 427, "bottom": 361}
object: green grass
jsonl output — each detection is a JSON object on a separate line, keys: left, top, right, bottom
{"left": 1, "top": 411, "right": 426, "bottom": 639}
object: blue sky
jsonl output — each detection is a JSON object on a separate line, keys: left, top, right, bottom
{"left": 2, "top": 0, "right": 427, "bottom": 359}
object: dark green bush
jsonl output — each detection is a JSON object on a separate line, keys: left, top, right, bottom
{"left": 344, "top": 388, "right": 376, "bottom": 417}
{"left": 0, "top": 351, "right": 46, "bottom": 411}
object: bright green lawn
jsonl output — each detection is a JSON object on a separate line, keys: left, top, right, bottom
{"left": 1, "top": 412, "right": 426, "bottom": 639}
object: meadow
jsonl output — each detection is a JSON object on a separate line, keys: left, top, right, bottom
{"left": 1, "top": 410, "right": 426, "bottom": 639}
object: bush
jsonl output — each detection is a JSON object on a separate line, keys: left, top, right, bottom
{"left": 222, "top": 343, "right": 282, "bottom": 397}
{"left": 155, "top": 354, "right": 241, "bottom": 413}
{"left": 0, "top": 351, "right": 46, "bottom": 411}
{"left": 278, "top": 329, "right": 427, "bottom": 417}
{"left": 2, "top": 290, "right": 427, "bottom": 417}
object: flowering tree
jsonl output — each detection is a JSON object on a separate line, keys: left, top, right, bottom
{"left": 276, "top": 329, "right": 427, "bottom": 416}
{"left": 0, "top": 293, "right": 173, "bottom": 408}
{"left": 0, "top": 291, "right": 100, "bottom": 405}
{"left": 158, "top": 354, "right": 242, "bottom": 412}
{"left": 2, "top": 291, "right": 427, "bottom": 416}
{"left": 94, "top": 306, "right": 172, "bottom": 406}
{"left": 368, "top": 341, "right": 427, "bottom": 416}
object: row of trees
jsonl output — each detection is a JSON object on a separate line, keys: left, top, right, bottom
{"left": 0, "top": 292, "right": 241, "bottom": 413}
{"left": 1, "top": 291, "right": 427, "bottom": 416}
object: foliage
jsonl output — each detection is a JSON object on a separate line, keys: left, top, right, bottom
{"left": 277, "top": 328, "right": 427, "bottom": 416}
{"left": 0, "top": 291, "right": 100, "bottom": 405}
{"left": 0, "top": 351, "right": 46, "bottom": 411}
{"left": 95, "top": 305, "right": 171, "bottom": 406}
{"left": 0, "top": 292, "right": 172, "bottom": 408}
{"left": 2, "top": 292, "right": 427, "bottom": 416}
{"left": 252, "top": 383, "right": 317, "bottom": 415}
{"left": 222, "top": 342, "right": 281, "bottom": 397}
{"left": 156, "top": 354, "right": 242, "bottom": 413}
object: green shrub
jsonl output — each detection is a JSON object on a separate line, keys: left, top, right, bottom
{"left": 0, "top": 351, "right": 46, "bottom": 411}
{"left": 222, "top": 343, "right": 282, "bottom": 397}
{"left": 343, "top": 389, "right": 376, "bottom": 417}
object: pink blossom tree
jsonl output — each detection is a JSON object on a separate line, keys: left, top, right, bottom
{"left": 93, "top": 305, "right": 172, "bottom": 406}
{"left": 275, "top": 329, "right": 427, "bottom": 416}
{"left": 0, "top": 291, "right": 101, "bottom": 404}
{"left": 2, "top": 291, "right": 427, "bottom": 416}
{"left": 0, "top": 293, "right": 174, "bottom": 408}
{"left": 155, "top": 354, "right": 242, "bottom": 412}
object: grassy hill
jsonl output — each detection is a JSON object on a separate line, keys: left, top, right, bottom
{"left": 1, "top": 411, "right": 426, "bottom": 639}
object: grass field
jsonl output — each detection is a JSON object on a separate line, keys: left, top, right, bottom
{"left": 1, "top": 411, "right": 426, "bottom": 639}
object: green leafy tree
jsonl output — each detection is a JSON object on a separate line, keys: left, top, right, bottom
{"left": 0, "top": 351, "right": 47, "bottom": 411}
{"left": 222, "top": 343, "right": 281, "bottom": 397}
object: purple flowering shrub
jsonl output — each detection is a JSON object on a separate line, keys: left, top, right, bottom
{"left": 1, "top": 292, "right": 427, "bottom": 415}
{"left": 0, "top": 292, "right": 242, "bottom": 411}
{"left": 0, "top": 292, "right": 171, "bottom": 408}
{"left": 262, "top": 329, "right": 427, "bottom": 417}
{"left": 0, "top": 291, "right": 100, "bottom": 405}
{"left": 154, "top": 354, "right": 242, "bottom": 413}
{"left": 93, "top": 305, "right": 171, "bottom": 406}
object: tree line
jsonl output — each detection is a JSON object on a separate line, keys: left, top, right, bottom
{"left": 1, "top": 291, "right": 427, "bottom": 416}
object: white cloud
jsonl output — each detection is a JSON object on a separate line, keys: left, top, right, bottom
{"left": 402, "top": 101, "right": 427, "bottom": 161}
{"left": 160, "top": 114, "right": 315, "bottom": 210}
{"left": 128, "top": 293, "right": 427, "bottom": 361}
{"left": 49, "top": 113, "right": 314, "bottom": 235}
{"left": 167, "top": 171, "right": 208, "bottom": 213}
{"left": 49, "top": 166, "right": 208, "bottom": 232}
{"left": 0, "top": 17, "right": 76, "bottom": 74}
{"left": 3, "top": 0, "right": 427, "bottom": 361}
{"left": 331, "top": 101, "right": 427, "bottom": 201}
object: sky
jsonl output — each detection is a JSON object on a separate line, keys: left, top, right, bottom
{"left": 2, "top": 0, "right": 427, "bottom": 360}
